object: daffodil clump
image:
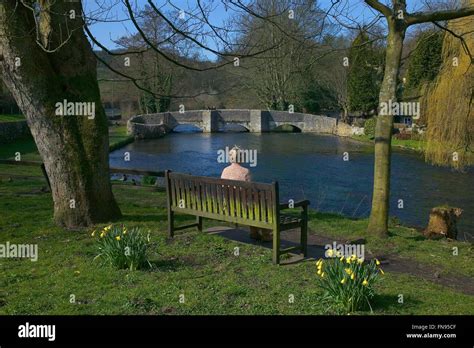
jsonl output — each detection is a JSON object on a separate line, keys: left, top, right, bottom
{"left": 92, "top": 225, "right": 151, "bottom": 271}
{"left": 316, "top": 249, "right": 384, "bottom": 313}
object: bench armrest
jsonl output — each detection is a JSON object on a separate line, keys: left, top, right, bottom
{"left": 279, "top": 199, "right": 310, "bottom": 210}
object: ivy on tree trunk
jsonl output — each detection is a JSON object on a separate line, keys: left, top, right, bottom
{"left": 0, "top": 0, "right": 121, "bottom": 228}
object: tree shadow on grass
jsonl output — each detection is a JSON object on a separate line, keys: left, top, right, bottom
{"left": 388, "top": 229, "right": 426, "bottom": 241}
{"left": 310, "top": 211, "right": 362, "bottom": 222}
{"left": 405, "top": 235, "right": 426, "bottom": 242}
{"left": 121, "top": 214, "right": 194, "bottom": 224}
{"left": 120, "top": 214, "right": 165, "bottom": 223}
{"left": 370, "top": 294, "right": 421, "bottom": 314}
{"left": 148, "top": 258, "right": 187, "bottom": 272}
{"left": 147, "top": 251, "right": 204, "bottom": 272}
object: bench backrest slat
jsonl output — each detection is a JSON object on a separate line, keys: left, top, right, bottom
{"left": 166, "top": 171, "right": 275, "bottom": 225}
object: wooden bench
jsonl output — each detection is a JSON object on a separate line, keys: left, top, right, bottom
{"left": 165, "top": 170, "right": 310, "bottom": 264}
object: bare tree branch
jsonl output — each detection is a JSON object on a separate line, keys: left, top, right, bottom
{"left": 407, "top": 6, "right": 474, "bottom": 26}
{"left": 364, "top": 0, "right": 392, "bottom": 17}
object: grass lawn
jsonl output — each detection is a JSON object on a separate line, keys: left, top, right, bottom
{"left": 109, "top": 125, "right": 134, "bottom": 152}
{"left": 351, "top": 134, "right": 425, "bottom": 152}
{"left": 0, "top": 114, "right": 25, "bottom": 122}
{"left": 0, "top": 166, "right": 473, "bottom": 315}
{"left": 0, "top": 131, "right": 472, "bottom": 315}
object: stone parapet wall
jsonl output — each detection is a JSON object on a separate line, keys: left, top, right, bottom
{"left": 127, "top": 110, "right": 341, "bottom": 138}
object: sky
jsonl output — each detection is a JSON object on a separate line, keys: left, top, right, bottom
{"left": 84, "top": 0, "right": 427, "bottom": 57}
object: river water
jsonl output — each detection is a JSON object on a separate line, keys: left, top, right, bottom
{"left": 110, "top": 132, "right": 474, "bottom": 240}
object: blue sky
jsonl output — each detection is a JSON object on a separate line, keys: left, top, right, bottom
{"left": 85, "top": 0, "right": 425, "bottom": 55}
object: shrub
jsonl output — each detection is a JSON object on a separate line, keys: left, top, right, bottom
{"left": 364, "top": 118, "right": 376, "bottom": 139}
{"left": 142, "top": 175, "right": 157, "bottom": 185}
{"left": 389, "top": 216, "right": 402, "bottom": 227}
{"left": 92, "top": 225, "right": 151, "bottom": 270}
{"left": 315, "top": 250, "right": 384, "bottom": 313}
{"left": 394, "top": 132, "right": 412, "bottom": 140}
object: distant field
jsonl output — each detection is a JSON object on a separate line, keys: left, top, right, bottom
{"left": 0, "top": 114, "right": 25, "bottom": 122}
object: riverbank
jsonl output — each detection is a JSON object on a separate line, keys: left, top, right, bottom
{"left": 351, "top": 134, "right": 425, "bottom": 152}
{"left": 0, "top": 125, "right": 133, "bottom": 163}
{"left": 109, "top": 125, "right": 135, "bottom": 152}
{"left": 0, "top": 161, "right": 472, "bottom": 314}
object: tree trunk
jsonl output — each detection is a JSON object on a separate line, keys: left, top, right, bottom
{"left": 367, "top": 21, "right": 405, "bottom": 237}
{"left": 342, "top": 107, "right": 349, "bottom": 123}
{"left": 0, "top": 1, "right": 121, "bottom": 228}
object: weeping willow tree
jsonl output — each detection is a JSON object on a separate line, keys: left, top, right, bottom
{"left": 421, "top": 0, "right": 474, "bottom": 170}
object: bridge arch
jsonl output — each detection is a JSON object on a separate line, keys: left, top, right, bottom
{"left": 222, "top": 123, "right": 250, "bottom": 132}
{"left": 273, "top": 124, "right": 302, "bottom": 132}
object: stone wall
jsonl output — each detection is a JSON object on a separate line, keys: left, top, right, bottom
{"left": 0, "top": 121, "right": 31, "bottom": 144}
{"left": 127, "top": 117, "right": 169, "bottom": 139}
{"left": 335, "top": 122, "right": 364, "bottom": 137}
{"left": 215, "top": 109, "right": 251, "bottom": 122}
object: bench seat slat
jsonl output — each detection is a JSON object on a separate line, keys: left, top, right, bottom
{"left": 171, "top": 206, "right": 274, "bottom": 229}
{"left": 248, "top": 188, "right": 254, "bottom": 220}
{"left": 241, "top": 188, "right": 248, "bottom": 219}
{"left": 259, "top": 190, "right": 266, "bottom": 223}
{"left": 235, "top": 187, "right": 242, "bottom": 218}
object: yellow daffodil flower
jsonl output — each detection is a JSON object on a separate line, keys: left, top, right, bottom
{"left": 375, "top": 259, "right": 381, "bottom": 266}
{"left": 339, "top": 256, "right": 345, "bottom": 262}
{"left": 350, "top": 273, "right": 355, "bottom": 280}
{"left": 91, "top": 230, "right": 95, "bottom": 237}
{"left": 116, "top": 236, "right": 121, "bottom": 241}
{"left": 100, "top": 232, "right": 105, "bottom": 238}
{"left": 327, "top": 249, "right": 334, "bottom": 257}
{"left": 357, "top": 258, "right": 364, "bottom": 264}
{"left": 344, "top": 268, "right": 352, "bottom": 275}
{"left": 340, "top": 278, "right": 346, "bottom": 284}
{"left": 379, "top": 268, "right": 385, "bottom": 275}
{"left": 362, "top": 279, "right": 368, "bottom": 286}
{"left": 321, "top": 272, "right": 325, "bottom": 278}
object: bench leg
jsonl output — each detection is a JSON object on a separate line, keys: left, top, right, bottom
{"left": 196, "top": 216, "right": 203, "bottom": 232}
{"left": 168, "top": 211, "right": 174, "bottom": 238}
{"left": 40, "top": 163, "right": 51, "bottom": 191}
{"left": 301, "top": 222, "right": 308, "bottom": 258}
{"left": 301, "top": 206, "right": 308, "bottom": 257}
{"left": 272, "top": 228, "right": 280, "bottom": 265}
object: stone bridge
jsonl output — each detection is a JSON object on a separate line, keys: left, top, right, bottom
{"left": 127, "top": 109, "right": 356, "bottom": 138}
